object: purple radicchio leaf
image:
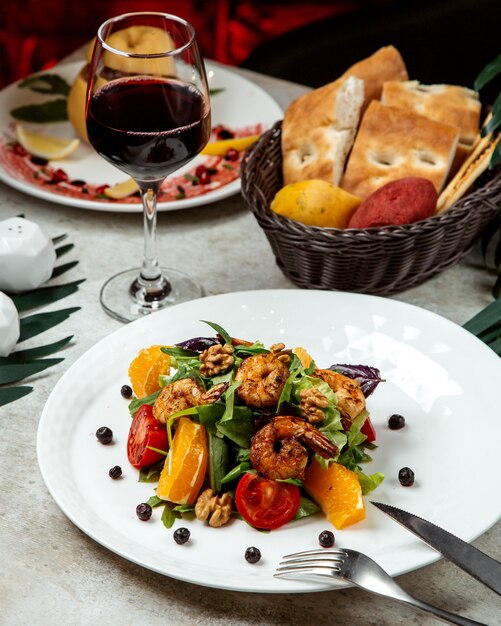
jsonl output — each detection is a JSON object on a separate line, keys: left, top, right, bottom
{"left": 329, "top": 364, "right": 384, "bottom": 398}
{"left": 175, "top": 336, "right": 223, "bottom": 352}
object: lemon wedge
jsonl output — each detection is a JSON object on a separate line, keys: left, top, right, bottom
{"left": 104, "top": 178, "right": 140, "bottom": 199}
{"left": 15, "top": 125, "right": 80, "bottom": 160}
{"left": 201, "top": 134, "right": 260, "bottom": 156}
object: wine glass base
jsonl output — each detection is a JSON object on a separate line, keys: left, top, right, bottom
{"left": 100, "top": 267, "right": 204, "bottom": 323}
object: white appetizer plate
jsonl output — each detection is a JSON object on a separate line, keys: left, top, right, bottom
{"left": 37, "top": 289, "right": 501, "bottom": 592}
{"left": 0, "top": 60, "right": 282, "bottom": 212}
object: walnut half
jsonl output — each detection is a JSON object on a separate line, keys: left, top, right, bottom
{"left": 194, "top": 489, "right": 232, "bottom": 527}
{"left": 299, "top": 387, "right": 329, "bottom": 424}
{"left": 200, "top": 344, "right": 235, "bottom": 376}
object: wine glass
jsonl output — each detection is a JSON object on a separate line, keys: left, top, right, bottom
{"left": 86, "top": 12, "right": 210, "bottom": 322}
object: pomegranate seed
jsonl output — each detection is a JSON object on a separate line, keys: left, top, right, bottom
{"left": 51, "top": 168, "right": 68, "bottom": 183}
{"left": 195, "top": 164, "right": 207, "bottom": 178}
{"left": 225, "top": 148, "right": 239, "bottom": 161}
{"left": 199, "top": 170, "right": 211, "bottom": 185}
{"left": 95, "top": 184, "right": 109, "bottom": 195}
{"left": 217, "top": 128, "right": 234, "bottom": 140}
{"left": 13, "top": 143, "right": 28, "bottom": 157}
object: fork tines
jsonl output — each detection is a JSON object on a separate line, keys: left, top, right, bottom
{"left": 274, "top": 549, "right": 348, "bottom": 578}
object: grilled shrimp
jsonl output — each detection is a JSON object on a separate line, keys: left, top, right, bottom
{"left": 235, "top": 353, "right": 289, "bottom": 408}
{"left": 250, "top": 415, "right": 338, "bottom": 480}
{"left": 312, "top": 369, "right": 366, "bottom": 429}
{"left": 153, "top": 378, "right": 227, "bottom": 424}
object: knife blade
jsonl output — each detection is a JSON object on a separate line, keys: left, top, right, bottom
{"left": 371, "top": 501, "right": 501, "bottom": 595}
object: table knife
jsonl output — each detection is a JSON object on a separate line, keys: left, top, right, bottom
{"left": 371, "top": 501, "right": 501, "bottom": 596}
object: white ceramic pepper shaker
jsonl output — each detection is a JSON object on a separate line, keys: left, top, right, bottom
{"left": 0, "top": 291, "right": 20, "bottom": 356}
{"left": 0, "top": 216, "right": 56, "bottom": 293}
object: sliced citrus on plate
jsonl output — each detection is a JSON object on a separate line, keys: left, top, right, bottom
{"left": 201, "top": 134, "right": 260, "bottom": 156}
{"left": 128, "top": 344, "right": 171, "bottom": 398}
{"left": 157, "top": 416, "right": 209, "bottom": 505}
{"left": 304, "top": 458, "right": 365, "bottom": 529}
{"left": 15, "top": 124, "right": 80, "bottom": 160}
{"left": 293, "top": 347, "right": 314, "bottom": 369}
{"left": 104, "top": 178, "right": 140, "bottom": 199}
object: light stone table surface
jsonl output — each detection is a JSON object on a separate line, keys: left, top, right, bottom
{"left": 0, "top": 57, "right": 500, "bottom": 626}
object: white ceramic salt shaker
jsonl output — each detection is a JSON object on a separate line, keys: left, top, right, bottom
{"left": 0, "top": 291, "right": 20, "bottom": 356}
{"left": 0, "top": 217, "right": 56, "bottom": 293}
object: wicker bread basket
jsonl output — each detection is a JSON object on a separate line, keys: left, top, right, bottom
{"left": 241, "top": 122, "right": 501, "bottom": 296}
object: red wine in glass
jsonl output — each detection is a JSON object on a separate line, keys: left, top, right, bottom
{"left": 87, "top": 77, "right": 210, "bottom": 182}
{"left": 85, "top": 12, "right": 211, "bottom": 322}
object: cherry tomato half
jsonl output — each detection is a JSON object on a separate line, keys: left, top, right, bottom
{"left": 361, "top": 415, "right": 376, "bottom": 442}
{"left": 127, "top": 404, "right": 169, "bottom": 469}
{"left": 235, "top": 473, "right": 300, "bottom": 530}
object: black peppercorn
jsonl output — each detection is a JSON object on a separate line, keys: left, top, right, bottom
{"left": 136, "top": 503, "right": 153, "bottom": 521}
{"left": 95, "top": 426, "right": 113, "bottom": 444}
{"left": 120, "top": 384, "right": 133, "bottom": 399}
{"left": 108, "top": 465, "right": 122, "bottom": 479}
{"left": 398, "top": 467, "right": 415, "bottom": 487}
{"left": 245, "top": 547, "right": 261, "bottom": 563}
{"left": 173, "top": 527, "right": 191, "bottom": 545}
{"left": 318, "top": 530, "right": 335, "bottom": 548}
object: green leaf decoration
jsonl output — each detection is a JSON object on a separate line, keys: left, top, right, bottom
{"left": 0, "top": 386, "right": 33, "bottom": 407}
{"left": 0, "top": 336, "right": 73, "bottom": 365}
{"left": 52, "top": 233, "right": 68, "bottom": 245}
{"left": 474, "top": 54, "right": 501, "bottom": 91}
{"left": 0, "top": 358, "right": 63, "bottom": 385}
{"left": 18, "top": 73, "right": 70, "bottom": 96}
{"left": 19, "top": 307, "right": 80, "bottom": 342}
{"left": 490, "top": 139, "right": 501, "bottom": 169}
{"left": 55, "top": 243, "right": 74, "bottom": 258}
{"left": 10, "top": 99, "right": 69, "bottom": 123}
{"left": 463, "top": 298, "right": 501, "bottom": 355}
{"left": 11, "top": 279, "right": 85, "bottom": 312}
{"left": 51, "top": 261, "right": 79, "bottom": 279}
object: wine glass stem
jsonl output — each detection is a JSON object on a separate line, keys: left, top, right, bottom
{"left": 140, "top": 184, "right": 162, "bottom": 282}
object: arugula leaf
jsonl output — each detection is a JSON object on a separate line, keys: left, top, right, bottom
{"left": 233, "top": 342, "right": 269, "bottom": 355}
{"left": 277, "top": 352, "right": 303, "bottom": 409}
{"left": 200, "top": 320, "right": 232, "bottom": 345}
{"left": 18, "top": 73, "right": 71, "bottom": 96}
{"left": 196, "top": 403, "right": 225, "bottom": 434}
{"left": 161, "top": 504, "right": 178, "bottom": 529}
{"left": 208, "top": 432, "right": 229, "bottom": 494}
{"left": 217, "top": 406, "right": 254, "bottom": 449}
{"left": 146, "top": 495, "right": 166, "bottom": 508}
{"left": 128, "top": 390, "right": 161, "bottom": 416}
{"left": 356, "top": 471, "right": 385, "bottom": 495}
{"left": 11, "top": 99, "right": 69, "bottom": 123}
{"left": 221, "top": 461, "right": 250, "bottom": 484}
{"left": 292, "top": 496, "right": 320, "bottom": 521}
{"left": 138, "top": 459, "right": 165, "bottom": 482}
{"left": 161, "top": 346, "right": 198, "bottom": 358}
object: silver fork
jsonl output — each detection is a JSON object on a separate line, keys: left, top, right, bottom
{"left": 275, "top": 548, "right": 487, "bottom": 626}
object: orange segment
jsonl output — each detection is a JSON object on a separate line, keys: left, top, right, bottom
{"left": 304, "top": 458, "right": 365, "bottom": 529}
{"left": 128, "top": 345, "right": 171, "bottom": 398}
{"left": 293, "top": 346, "right": 313, "bottom": 369}
{"left": 157, "top": 417, "right": 208, "bottom": 505}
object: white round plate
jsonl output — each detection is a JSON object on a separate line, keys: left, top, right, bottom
{"left": 0, "top": 61, "right": 282, "bottom": 212}
{"left": 37, "top": 290, "right": 501, "bottom": 593}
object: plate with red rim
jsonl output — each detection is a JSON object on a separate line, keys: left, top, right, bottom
{"left": 0, "top": 60, "right": 283, "bottom": 212}
{"left": 36, "top": 289, "right": 501, "bottom": 593}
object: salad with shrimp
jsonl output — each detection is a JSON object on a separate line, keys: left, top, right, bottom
{"left": 125, "top": 321, "right": 384, "bottom": 531}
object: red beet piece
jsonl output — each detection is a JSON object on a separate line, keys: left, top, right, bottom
{"left": 348, "top": 177, "right": 437, "bottom": 228}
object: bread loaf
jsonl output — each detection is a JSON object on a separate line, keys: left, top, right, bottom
{"left": 282, "top": 76, "right": 365, "bottom": 186}
{"left": 341, "top": 101, "right": 460, "bottom": 199}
